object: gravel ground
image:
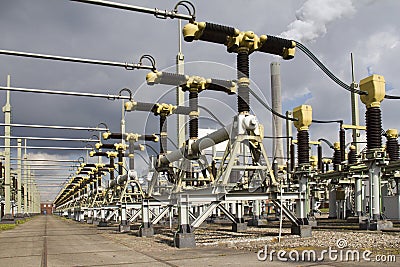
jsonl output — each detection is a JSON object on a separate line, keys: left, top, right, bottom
{"left": 98, "top": 224, "right": 400, "bottom": 255}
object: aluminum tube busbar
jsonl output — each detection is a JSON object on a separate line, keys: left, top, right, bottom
{"left": 0, "top": 49, "right": 154, "bottom": 70}
{"left": 71, "top": 0, "right": 194, "bottom": 21}
{"left": 160, "top": 123, "right": 232, "bottom": 165}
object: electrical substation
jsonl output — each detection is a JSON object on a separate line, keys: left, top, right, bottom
{"left": 0, "top": 0, "right": 399, "bottom": 266}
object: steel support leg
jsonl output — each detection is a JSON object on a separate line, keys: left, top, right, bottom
{"left": 232, "top": 201, "right": 247, "bottom": 232}
{"left": 174, "top": 195, "right": 195, "bottom": 248}
{"left": 139, "top": 199, "right": 154, "bottom": 237}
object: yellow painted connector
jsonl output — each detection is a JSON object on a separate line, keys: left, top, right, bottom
{"left": 333, "top": 142, "right": 340, "bottom": 150}
{"left": 106, "top": 151, "right": 118, "bottom": 158}
{"left": 125, "top": 133, "right": 140, "bottom": 142}
{"left": 153, "top": 103, "right": 176, "bottom": 116}
{"left": 102, "top": 132, "right": 111, "bottom": 140}
{"left": 293, "top": 105, "right": 312, "bottom": 131}
{"left": 360, "top": 74, "right": 385, "bottom": 108}
{"left": 386, "top": 129, "right": 398, "bottom": 139}
{"left": 114, "top": 143, "right": 127, "bottom": 151}
{"left": 124, "top": 100, "right": 137, "bottom": 111}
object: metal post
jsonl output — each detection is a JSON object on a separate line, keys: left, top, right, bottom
{"left": 271, "top": 62, "right": 284, "bottom": 166}
{"left": 355, "top": 176, "right": 363, "bottom": 216}
{"left": 2, "top": 75, "right": 14, "bottom": 221}
{"left": 139, "top": 199, "right": 154, "bottom": 236}
{"left": 296, "top": 177, "right": 308, "bottom": 219}
{"left": 174, "top": 194, "right": 195, "bottom": 248}
{"left": 177, "top": 19, "right": 186, "bottom": 147}
{"left": 286, "top": 111, "right": 293, "bottom": 182}
{"left": 23, "top": 143, "right": 28, "bottom": 215}
{"left": 370, "top": 162, "right": 381, "bottom": 220}
{"left": 328, "top": 184, "right": 337, "bottom": 218}
{"left": 121, "top": 100, "right": 126, "bottom": 156}
{"left": 350, "top": 53, "right": 360, "bottom": 153}
{"left": 16, "top": 139, "right": 23, "bottom": 217}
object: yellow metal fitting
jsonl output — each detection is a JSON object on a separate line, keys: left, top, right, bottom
{"left": 238, "top": 77, "right": 250, "bottom": 87}
{"left": 114, "top": 143, "right": 127, "bottom": 150}
{"left": 227, "top": 31, "right": 266, "bottom": 53}
{"left": 189, "top": 110, "right": 199, "bottom": 117}
{"left": 187, "top": 76, "right": 207, "bottom": 91}
{"left": 102, "top": 132, "right": 111, "bottom": 140}
{"left": 95, "top": 142, "right": 102, "bottom": 150}
{"left": 333, "top": 142, "right": 340, "bottom": 150}
{"left": 89, "top": 151, "right": 96, "bottom": 157}
{"left": 152, "top": 134, "right": 159, "bottom": 142}
{"left": 322, "top": 158, "right": 332, "bottom": 164}
{"left": 124, "top": 100, "right": 137, "bottom": 111}
{"left": 138, "top": 144, "right": 145, "bottom": 151}
{"left": 95, "top": 163, "right": 105, "bottom": 169}
{"left": 283, "top": 41, "right": 296, "bottom": 60}
{"left": 341, "top": 124, "right": 367, "bottom": 130}
{"left": 360, "top": 74, "right": 385, "bottom": 108}
{"left": 125, "top": 133, "right": 140, "bottom": 142}
{"left": 350, "top": 145, "right": 356, "bottom": 150}
{"left": 293, "top": 105, "right": 312, "bottom": 131}
{"left": 128, "top": 153, "right": 134, "bottom": 158}
{"left": 386, "top": 129, "right": 398, "bottom": 139}
{"left": 106, "top": 151, "right": 118, "bottom": 158}
{"left": 146, "top": 70, "right": 160, "bottom": 85}
{"left": 154, "top": 103, "right": 176, "bottom": 116}
{"left": 182, "top": 21, "right": 207, "bottom": 42}
{"left": 310, "top": 155, "right": 318, "bottom": 168}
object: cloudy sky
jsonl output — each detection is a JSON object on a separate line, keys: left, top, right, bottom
{"left": 0, "top": 0, "right": 399, "bottom": 201}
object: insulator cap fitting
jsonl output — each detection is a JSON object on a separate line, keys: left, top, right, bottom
{"left": 334, "top": 142, "right": 340, "bottom": 150}
{"left": 182, "top": 21, "right": 206, "bottom": 42}
{"left": 360, "top": 74, "right": 385, "bottom": 108}
{"left": 293, "top": 105, "right": 312, "bottom": 131}
{"left": 102, "top": 132, "right": 111, "bottom": 140}
{"left": 146, "top": 71, "right": 159, "bottom": 85}
{"left": 386, "top": 129, "right": 398, "bottom": 139}
{"left": 124, "top": 100, "right": 137, "bottom": 111}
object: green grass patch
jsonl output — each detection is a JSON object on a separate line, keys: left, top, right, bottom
{"left": 15, "top": 218, "right": 31, "bottom": 225}
{"left": 0, "top": 224, "right": 16, "bottom": 231}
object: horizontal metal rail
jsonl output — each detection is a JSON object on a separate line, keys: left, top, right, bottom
{"left": 0, "top": 135, "right": 97, "bottom": 142}
{"left": 1, "top": 145, "right": 92, "bottom": 150}
{"left": 11, "top": 158, "right": 81, "bottom": 162}
{"left": 0, "top": 49, "right": 154, "bottom": 70}
{"left": 0, "top": 86, "right": 131, "bottom": 100}
{"left": 71, "top": 0, "right": 194, "bottom": 20}
{"left": 0, "top": 123, "right": 108, "bottom": 131}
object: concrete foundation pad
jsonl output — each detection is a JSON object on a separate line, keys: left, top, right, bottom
{"left": 247, "top": 219, "right": 268, "bottom": 227}
{"left": 138, "top": 227, "right": 154, "bottom": 237}
{"left": 174, "top": 232, "right": 196, "bottom": 248}
{"left": 15, "top": 213, "right": 25, "bottom": 218}
{"left": 308, "top": 220, "right": 318, "bottom": 227}
{"left": 86, "top": 219, "right": 93, "bottom": 224}
{"left": 98, "top": 221, "right": 108, "bottom": 227}
{"left": 1, "top": 214, "right": 15, "bottom": 224}
{"left": 360, "top": 220, "right": 393, "bottom": 230}
{"left": 232, "top": 222, "right": 247, "bottom": 232}
{"left": 118, "top": 224, "right": 131, "bottom": 233}
{"left": 291, "top": 225, "right": 312, "bottom": 237}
